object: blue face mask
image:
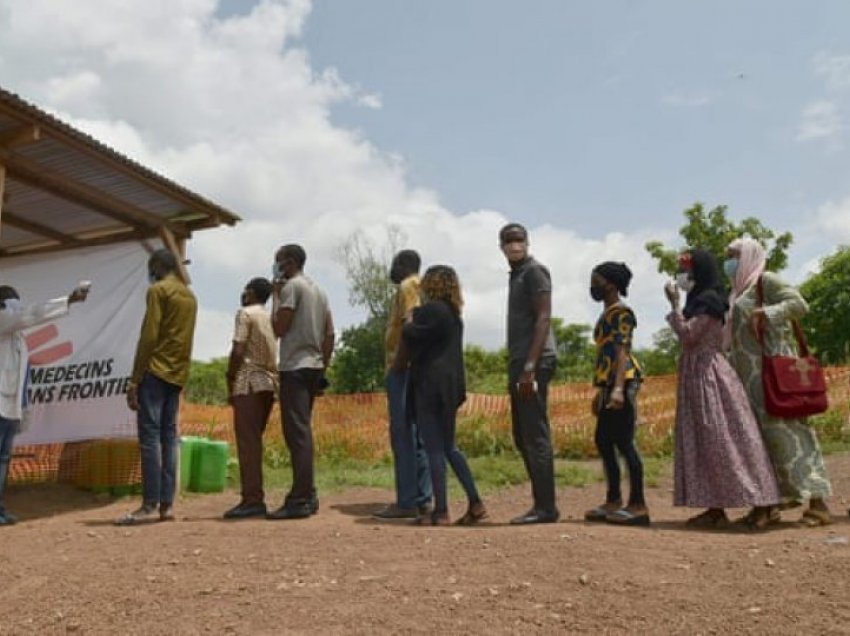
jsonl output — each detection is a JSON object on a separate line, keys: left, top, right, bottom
{"left": 723, "top": 258, "right": 738, "bottom": 278}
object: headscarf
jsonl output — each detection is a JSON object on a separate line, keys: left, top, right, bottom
{"left": 722, "top": 237, "right": 766, "bottom": 350}
{"left": 682, "top": 249, "right": 729, "bottom": 321}
{"left": 593, "top": 261, "right": 632, "bottom": 296}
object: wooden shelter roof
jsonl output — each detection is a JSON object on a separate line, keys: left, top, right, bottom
{"left": 0, "top": 86, "right": 240, "bottom": 260}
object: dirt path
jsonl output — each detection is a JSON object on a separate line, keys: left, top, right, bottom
{"left": 3, "top": 454, "right": 850, "bottom": 635}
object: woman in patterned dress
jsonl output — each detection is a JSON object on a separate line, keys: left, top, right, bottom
{"left": 724, "top": 237, "right": 833, "bottom": 527}
{"left": 666, "top": 249, "right": 780, "bottom": 529}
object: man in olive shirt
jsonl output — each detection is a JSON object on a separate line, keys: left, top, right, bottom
{"left": 117, "top": 248, "right": 197, "bottom": 525}
{"left": 373, "top": 250, "right": 432, "bottom": 519}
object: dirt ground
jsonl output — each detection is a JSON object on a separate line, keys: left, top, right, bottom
{"left": 3, "top": 454, "right": 850, "bottom": 635}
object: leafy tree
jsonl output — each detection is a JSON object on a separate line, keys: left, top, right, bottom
{"left": 185, "top": 358, "right": 229, "bottom": 405}
{"left": 328, "top": 227, "right": 406, "bottom": 393}
{"left": 645, "top": 203, "right": 793, "bottom": 279}
{"left": 327, "top": 317, "right": 386, "bottom": 393}
{"left": 634, "top": 327, "right": 681, "bottom": 376}
{"left": 551, "top": 318, "right": 595, "bottom": 382}
{"left": 799, "top": 246, "right": 850, "bottom": 364}
{"left": 464, "top": 344, "right": 509, "bottom": 393}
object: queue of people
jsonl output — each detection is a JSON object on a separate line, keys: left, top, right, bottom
{"left": 0, "top": 230, "right": 840, "bottom": 530}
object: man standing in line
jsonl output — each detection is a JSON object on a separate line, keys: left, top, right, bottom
{"left": 117, "top": 248, "right": 197, "bottom": 525}
{"left": 500, "top": 223, "right": 560, "bottom": 524}
{"left": 267, "top": 244, "right": 334, "bottom": 520}
{"left": 373, "top": 250, "right": 432, "bottom": 519}
{"left": 0, "top": 283, "right": 89, "bottom": 526}
{"left": 223, "top": 277, "right": 278, "bottom": 519}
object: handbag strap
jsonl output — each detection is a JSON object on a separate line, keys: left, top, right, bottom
{"left": 755, "top": 276, "right": 810, "bottom": 357}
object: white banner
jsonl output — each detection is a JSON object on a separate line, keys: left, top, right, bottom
{"left": 4, "top": 241, "right": 153, "bottom": 445}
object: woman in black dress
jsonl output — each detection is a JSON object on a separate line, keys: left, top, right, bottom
{"left": 402, "top": 265, "right": 486, "bottom": 526}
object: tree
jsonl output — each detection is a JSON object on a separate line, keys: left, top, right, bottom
{"left": 634, "top": 327, "right": 681, "bottom": 376}
{"left": 185, "top": 358, "right": 229, "bottom": 405}
{"left": 328, "top": 227, "right": 406, "bottom": 393}
{"left": 327, "top": 317, "right": 386, "bottom": 393}
{"left": 464, "top": 344, "right": 509, "bottom": 393}
{"left": 551, "top": 318, "right": 595, "bottom": 382}
{"left": 645, "top": 203, "right": 793, "bottom": 279}
{"left": 799, "top": 246, "right": 850, "bottom": 364}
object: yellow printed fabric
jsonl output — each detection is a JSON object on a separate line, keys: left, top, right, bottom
{"left": 385, "top": 274, "right": 421, "bottom": 369}
{"left": 131, "top": 274, "right": 197, "bottom": 387}
{"left": 593, "top": 303, "right": 640, "bottom": 387}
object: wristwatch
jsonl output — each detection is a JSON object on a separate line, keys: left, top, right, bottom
{"left": 523, "top": 361, "right": 535, "bottom": 374}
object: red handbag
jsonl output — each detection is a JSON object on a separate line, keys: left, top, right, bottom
{"left": 756, "top": 277, "right": 828, "bottom": 418}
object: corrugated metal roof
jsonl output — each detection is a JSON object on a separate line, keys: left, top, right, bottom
{"left": 0, "top": 86, "right": 241, "bottom": 258}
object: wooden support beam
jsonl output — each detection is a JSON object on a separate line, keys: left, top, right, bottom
{"left": 159, "top": 226, "right": 192, "bottom": 285}
{"left": 1, "top": 209, "right": 79, "bottom": 245}
{"left": 0, "top": 148, "right": 188, "bottom": 238}
{"left": 0, "top": 124, "right": 41, "bottom": 149}
{"left": 0, "top": 162, "right": 5, "bottom": 241}
{"left": 0, "top": 228, "right": 151, "bottom": 259}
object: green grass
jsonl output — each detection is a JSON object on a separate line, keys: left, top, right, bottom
{"left": 230, "top": 448, "right": 672, "bottom": 500}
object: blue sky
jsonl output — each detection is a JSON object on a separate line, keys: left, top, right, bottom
{"left": 1, "top": 1, "right": 848, "bottom": 359}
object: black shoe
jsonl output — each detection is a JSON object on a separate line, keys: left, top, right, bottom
{"left": 373, "top": 504, "right": 419, "bottom": 520}
{"left": 510, "top": 508, "right": 560, "bottom": 525}
{"left": 309, "top": 494, "right": 319, "bottom": 515}
{"left": 267, "top": 502, "right": 312, "bottom": 520}
{"left": 224, "top": 502, "right": 268, "bottom": 520}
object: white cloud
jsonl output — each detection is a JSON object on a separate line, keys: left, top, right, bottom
{"left": 660, "top": 90, "right": 713, "bottom": 108}
{"left": 796, "top": 100, "right": 844, "bottom": 142}
{"left": 813, "top": 196, "right": 850, "bottom": 241}
{"left": 0, "top": 0, "right": 673, "bottom": 360}
{"left": 813, "top": 52, "right": 850, "bottom": 92}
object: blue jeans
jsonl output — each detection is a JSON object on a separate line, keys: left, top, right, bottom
{"left": 418, "top": 407, "right": 480, "bottom": 515}
{"left": 386, "top": 370, "right": 431, "bottom": 509}
{"left": 137, "top": 373, "right": 181, "bottom": 508}
{"left": 0, "top": 415, "right": 17, "bottom": 515}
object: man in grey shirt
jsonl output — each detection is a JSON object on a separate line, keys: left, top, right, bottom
{"left": 501, "top": 223, "right": 559, "bottom": 524}
{"left": 268, "top": 244, "right": 335, "bottom": 520}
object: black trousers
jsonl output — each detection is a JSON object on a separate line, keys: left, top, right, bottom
{"left": 595, "top": 383, "right": 645, "bottom": 507}
{"left": 508, "top": 358, "right": 557, "bottom": 514}
{"left": 279, "top": 369, "right": 322, "bottom": 503}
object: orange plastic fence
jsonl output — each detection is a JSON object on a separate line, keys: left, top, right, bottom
{"left": 9, "top": 368, "right": 850, "bottom": 489}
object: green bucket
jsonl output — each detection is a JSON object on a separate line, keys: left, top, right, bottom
{"left": 192, "top": 439, "right": 230, "bottom": 493}
{"left": 180, "top": 436, "right": 203, "bottom": 491}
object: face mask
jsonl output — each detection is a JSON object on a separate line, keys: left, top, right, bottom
{"left": 589, "top": 285, "right": 606, "bottom": 302}
{"left": 1, "top": 298, "right": 20, "bottom": 311}
{"left": 272, "top": 262, "right": 283, "bottom": 280}
{"left": 148, "top": 271, "right": 158, "bottom": 284}
{"left": 676, "top": 273, "right": 695, "bottom": 292}
{"left": 723, "top": 258, "right": 738, "bottom": 278}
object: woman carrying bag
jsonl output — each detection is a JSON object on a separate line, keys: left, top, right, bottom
{"left": 724, "top": 237, "right": 832, "bottom": 527}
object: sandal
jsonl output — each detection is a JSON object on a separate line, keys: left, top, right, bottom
{"left": 799, "top": 508, "right": 833, "bottom": 528}
{"left": 687, "top": 509, "right": 729, "bottom": 529}
{"left": 733, "top": 506, "right": 780, "bottom": 530}
{"left": 605, "top": 508, "right": 650, "bottom": 527}
{"left": 585, "top": 502, "right": 621, "bottom": 522}
{"left": 455, "top": 502, "right": 488, "bottom": 526}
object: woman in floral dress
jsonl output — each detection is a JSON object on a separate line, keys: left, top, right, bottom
{"left": 724, "top": 237, "right": 832, "bottom": 526}
{"left": 666, "top": 249, "right": 780, "bottom": 529}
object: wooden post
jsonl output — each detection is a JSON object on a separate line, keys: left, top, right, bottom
{"left": 0, "top": 163, "right": 6, "bottom": 241}
{"left": 158, "top": 226, "right": 191, "bottom": 285}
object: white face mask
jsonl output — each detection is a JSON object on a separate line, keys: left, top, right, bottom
{"left": 676, "top": 272, "right": 695, "bottom": 292}
{"left": 1, "top": 298, "right": 21, "bottom": 311}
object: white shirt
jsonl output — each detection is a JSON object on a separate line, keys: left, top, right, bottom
{"left": 0, "top": 297, "right": 70, "bottom": 421}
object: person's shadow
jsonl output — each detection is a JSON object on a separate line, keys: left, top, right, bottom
{"left": 4, "top": 483, "right": 117, "bottom": 522}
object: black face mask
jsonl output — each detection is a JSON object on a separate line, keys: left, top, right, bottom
{"left": 589, "top": 285, "right": 606, "bottom": 302}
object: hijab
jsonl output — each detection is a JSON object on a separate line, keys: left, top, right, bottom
{"left": 722, "top": 237, "right": 766, "bottom": 350}
{"left": 682, "top": 249, "right": 729, "bottom": 321}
